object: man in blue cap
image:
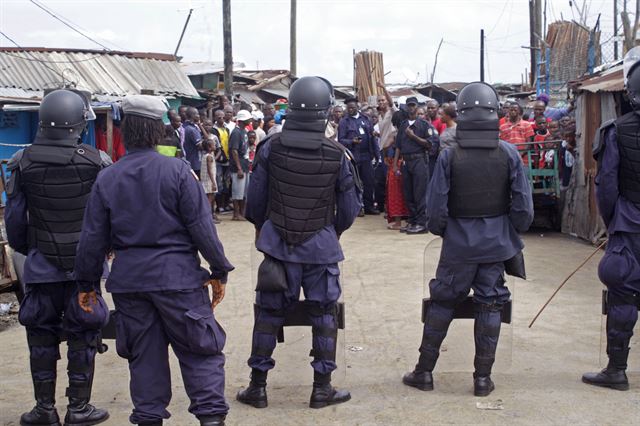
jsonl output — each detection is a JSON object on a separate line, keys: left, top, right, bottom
{"left": 237, "top": 76, "right": 361, "bottom": 409}
{"left": 394, "top": 96, "right": 440, "bottom": 234}
{"left": 74, "top": 94, "right": 234, "bottom": 426}
{"left": 338, "top": 96, "right": 379, "bottom": 215}
{"left": 6, "top": 88, "right": 111, "bottom": 426}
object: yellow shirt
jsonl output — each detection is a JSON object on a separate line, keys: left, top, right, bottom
{"left": 215, "top": 125, "right": 230, "bottom": 158}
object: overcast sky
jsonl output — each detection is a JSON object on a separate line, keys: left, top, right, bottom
{"left": 0, "top": 0, "right": 616, "bottom": 86}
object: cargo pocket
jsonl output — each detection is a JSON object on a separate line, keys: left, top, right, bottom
{"left": 428, "top": 274, "right": 457, "bottom": 302}
{"left": 113, "top": 311, "right": 132, "bottom": 360}
{"left": 326, "top": 265, "right": 342, "bottom": 302}
{"left": 598, "top": 245, "right": 634, "bottom": 288}
{"left": 184, "top": 303, "right": 226, "bottom": 355}
{"left": 18, "top": 292, "right": 38, "bottom": 327}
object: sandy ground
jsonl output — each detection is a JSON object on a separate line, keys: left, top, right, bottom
{"left": 1, "top": 215, "right": 638, "bottom": 426}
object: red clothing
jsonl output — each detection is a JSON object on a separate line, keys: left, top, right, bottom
{"left": 529, "top": 116, "right": 552, "bottom": 131}
{"left": 385, "top": 157, "right": 409, "bottom": 221}
{"left": 499, "top": 116, "right": 507, "bottom": 126}
{"left": 534, "top": 131, "right": 551, "bottom": 168}
{"left": 431, "top": 118, "right": 447, "bottom": 135}
{"left": 95, "top": 126, "right": 125, "bottom": 162}
{"left": 499, "top": 119, "right": 534, "bottom": 145}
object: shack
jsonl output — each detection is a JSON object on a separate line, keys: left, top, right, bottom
{"left": 0, "top": 47, "right": 200, "bottom": 160}
{"left": 564, "top": 63, "right": 626, "bottom": 242}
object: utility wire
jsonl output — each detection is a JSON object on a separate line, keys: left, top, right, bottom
{"left": 29, "top": 0, "right": 112, "bottom": 51}
{"left": 1, "top": 51, "right": 101, "bottom": 64}
{"left": 0, "top": 30, "right": 65, "bottom": 80}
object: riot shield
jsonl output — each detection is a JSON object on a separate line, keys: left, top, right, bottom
{"left": 422, "top": 238, "right": 514, "bottom": 372}
{"left": 599, "top": 289, "right": 639, "bottom": 370}
{"left": 250, "top": 248, "right": 346, "bottom": 385}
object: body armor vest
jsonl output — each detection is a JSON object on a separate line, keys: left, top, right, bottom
{"left": 19, "top": 137, "right": 102, "bottom": 270}
{"left": 448, "top": 143, "right": 511, "bottom": 218}
{"left": 614, "top": 112, "right": 640, "bottom": 207}
{"left": 267, "top": 133, "right": 344, "bottom": 246}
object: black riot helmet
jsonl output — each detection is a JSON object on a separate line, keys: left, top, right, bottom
{"left": 284, "top": 76, "right": 335, "bottom": 133}
{"left": 39, "top": 89, "right": 95, "bottom": 140}
{"left": 624, "top": 46, "right": 640, "bottom": 109}
{"left": 455, "top": 81, "right": 500, "bottom": 148}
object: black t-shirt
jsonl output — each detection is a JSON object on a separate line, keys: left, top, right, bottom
{"left": 229, "top": 127, "right": 249, "bottom": 172}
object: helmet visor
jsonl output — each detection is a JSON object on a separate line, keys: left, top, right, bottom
{"left": 623, "top": 46, "right": 640, "bottom": 83}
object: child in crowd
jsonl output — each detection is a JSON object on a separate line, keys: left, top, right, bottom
{"left": 533, "top": 115, "right": 552, "bottom": 169}
{"left": 247, "top": 130, "right": 257, "bottom": 173}
{"left": 200, "top": 139, "right": 220, "bottom": 224}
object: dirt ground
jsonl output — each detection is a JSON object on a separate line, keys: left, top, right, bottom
{"left": 1, "top": 216, "right": 638, "bottom": 426}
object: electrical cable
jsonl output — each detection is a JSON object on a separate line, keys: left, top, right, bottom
{"left": 29, "top": 0, "right": 112, "bottom": 51}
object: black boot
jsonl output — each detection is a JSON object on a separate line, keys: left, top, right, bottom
{"left": 63, "top": 380, "right": 109, "bottom": 426}
{"left": 198, "top": 415, "right": 226, "bottom": 426}
{"left": 309, "top": 373, "right": 351, "bottom": 409}
{"left": 473, "top": 373, "right": 495, "bottom": 397}
{"left": 20, "top": 380, "right": 61, "bottom": 426}
{"left": 138, "top": 422, "right": 162, "bottom": 426}
{"left": 582, "top": 346, "right": 630, "bottom": 391}
{"left": 236, "top": 369, "right": 268, "bottom": 408}
{"left": 402, "top": 370, "right": 434, "bottom": 391}
{"left": 473, "top": 303, "right": 503, "bottom": 397}
{"left": 404, "top": 301, "right": 454, "bottom": 392}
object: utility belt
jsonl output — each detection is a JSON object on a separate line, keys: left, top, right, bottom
{"left": 403, "top": 151, "right": 428, "bottom": 160}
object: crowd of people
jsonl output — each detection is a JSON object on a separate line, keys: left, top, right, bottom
{"left": 141, "top": 88, "right": 578, "bottom": 235}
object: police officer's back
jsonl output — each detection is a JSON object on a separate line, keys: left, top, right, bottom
{"left": 6, "top": 89, "right": 110, "bottom": 426}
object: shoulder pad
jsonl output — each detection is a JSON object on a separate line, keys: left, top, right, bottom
{"left": 6, "top": 149, "right": 24, "bottom": 171}
{"left": 593, "top": 119, "right": 616, "bottom": 159}
{"left": 98, "top": 150, "right": 113, "bottom": 168}
{"left": 5, "top": 149, "right": 25, "bottom": 197}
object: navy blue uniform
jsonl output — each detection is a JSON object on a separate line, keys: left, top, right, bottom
{"left": 597, "top": 127, "right": 640, "bottom": 363}
{"left": 338, "top": 113, "right": 378, "bottom": 212}
{"left": 418, "top": 141, "right": 532, "bottom": 374}
{"left": 6, "top": 150, "right": 111, "bottom": 386}
{"left": 396, "top": 118, "right": 440, "bottom": 227}
{"left": 74, "top": 148, "right": 234, "bottom": 424}
{"left": 244, "top": 140, "right": 361, "bottom": 375}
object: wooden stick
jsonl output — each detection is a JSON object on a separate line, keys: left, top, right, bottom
{"left": 528, "top": 239, "right": 607, "bottom": 328}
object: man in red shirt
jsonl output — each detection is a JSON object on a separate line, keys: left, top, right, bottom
{"left": 426, "top": 100, "right": 446, "bottom": 135}
{"left": 499, "top": 103, "right": 534, "bottom": 145}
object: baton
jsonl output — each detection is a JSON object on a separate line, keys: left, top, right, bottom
{"left": 528, "top": 239, "right": 607, "bottom": 328}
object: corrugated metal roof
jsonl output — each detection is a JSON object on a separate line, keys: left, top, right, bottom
{"left": 0, "top": 48, "right": 200, "bottom": 99}
{"left": 575, "top": 64, "right": 624, "bottom": 93}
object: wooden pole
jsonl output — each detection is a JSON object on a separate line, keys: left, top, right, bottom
{"left": 174, "top": 8, "right": 193, "bottom": 58}
{"left": 429, "top": 38, "right": 443, "bottom": 98}
{"left": 615, "top": 0, "right": 619, "bottom": 60}
{"left": 480, "top": 30, "right": 485, "bottom": 82}
{"left": 290, "top": 0, "right": 297, "bottom": 76}
{"left": 529, "top": 0, "right": 536, "bottom": 86}
{"left": 222, "top": 0, "right": 233, "bottom": 98}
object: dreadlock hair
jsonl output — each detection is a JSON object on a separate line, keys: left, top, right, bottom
{"left": 121, "top": 114, "right": 165, "bottom": 150}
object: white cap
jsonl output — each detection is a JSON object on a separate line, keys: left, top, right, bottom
{"left": 252, "top": 110, "right": 264, "bottom": 120}
{"left": 236, "top": 109, "right": 252, "bottom": 121}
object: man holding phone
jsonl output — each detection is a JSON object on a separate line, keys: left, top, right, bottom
{"left": 338, "top": 97, "right": 379, "bottom": 215}
{"left": 394, "top": 97, "right": 439, "bottom": 234}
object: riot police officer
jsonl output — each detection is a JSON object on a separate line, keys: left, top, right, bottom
{"left": 237, "top": 76, "right": 362, "bottom": 409}
{"left": 583, "top": 47, "right": 640, "bottom": 391}
{"left": 402, "top": 82, "right": 533, "bottom": 396}
{"left": 74, "top": 95, "right": 234, "bottom": 425}
{"left": 6, "top": 89, "right": 111, "bottom": 426}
